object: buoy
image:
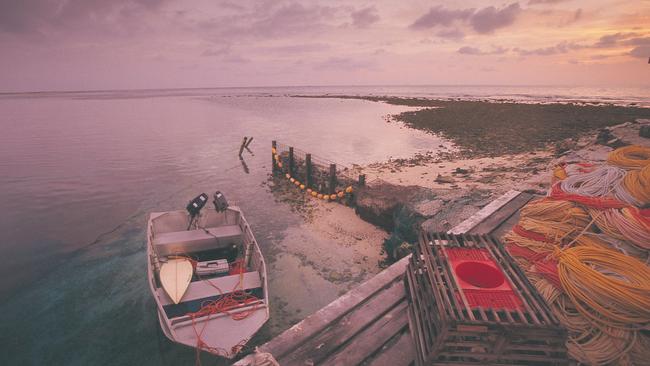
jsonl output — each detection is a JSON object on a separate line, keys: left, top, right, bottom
{"left": 278, "top": 162, "right": 283, "bottom": 168}
{"left": 271, "top": 148, "right": 276, "bottom": 154}
{"left": 285, "top": 173, "right": 291, "bottom": 179}
{"left": 307, "top": 188, "right": 312, "bottom": 193}
{"left": 290, "top": 178, "right": 295, "bottom": 183}
{"left": 294, "top": 180, "right": 300, "bottom": 186}
{"left": 337, "top": 191, "right": 344, "bottom": 198}
{"left": 345, "top": 186, "right": 353, "bottom": 193}
{"left": 317, "top": 194, "right": 323, "bottom": 199}
{"left": 300, "top": 184, "right": 305, "bottom": 190}
{"left": 275, "top": 155, "right": 280, "bottom": 162}
{"left": 311, "top": 191, "right": 318, "bottom": 197}
{"left": 324, "top": 195, "right": 330, "bottom": 201}
{"left": 330, "top": 194, "right": 337, "bottom": 200}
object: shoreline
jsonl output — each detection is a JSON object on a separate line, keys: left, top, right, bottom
{"left": 294, "top": 95, "right": 650, "bottom": 157}
{"left": 271, "top": 97, "right": 650, "bottom": 268}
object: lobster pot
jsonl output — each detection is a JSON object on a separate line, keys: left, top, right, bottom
{"left": 405, "top": 232, "right": 568, "bottom": 366}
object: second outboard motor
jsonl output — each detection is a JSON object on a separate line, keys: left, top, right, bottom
{"left": 213, "top": 191, "right": 229, "bottom": 212}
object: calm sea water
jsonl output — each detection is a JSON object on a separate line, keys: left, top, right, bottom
{"left": 1, "top": 86, "right": 648, "bottom": 365}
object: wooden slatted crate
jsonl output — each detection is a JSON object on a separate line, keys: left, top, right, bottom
{"left": 405, "top": 232, "right": 568, "bottom": 365}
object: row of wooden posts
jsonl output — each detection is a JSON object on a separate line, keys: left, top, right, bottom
{"left": 271, "top": 141, "right": 365, "bottom": 194}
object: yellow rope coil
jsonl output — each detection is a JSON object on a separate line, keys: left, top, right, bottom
{"left": 607, "top": 145, "right": 650, "bottom": 170}
{"left": 621, "top": 165, "right": 650, "bottom": 205}
{"left": 553, "top": 246, "right": 650, "bottom": 330}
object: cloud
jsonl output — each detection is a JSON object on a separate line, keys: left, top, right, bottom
{"left": 573, "top": 8, "right": 582, "bottom": 22}
{"left": 629, "top": 46, "right": 649, "bottom": 59}
{"left": 266, "top": 43, "right": 331, "bottom": 54}
{"left": 314, "top": 57, "right": 374, "bottom": 71}
{"left": 410, "top": 6, "right": 474, "bottom": 29}
{"left": 197, "top": 2, "right": 341, "bottom": 42}
{"left": 515, "top": 41, "right": 583, "bottom": 56}
{"left": 410, "top": 3, "right": 521, "bottom": 34}
{"left": 528, "top": 0, "right": 571, "bottom": 5}
{"left": 351, "top": 6, "right": 379, "bottom": 28}
{"left": 470, "top": 3, "right": 521, "bottom": 34}
{"left": 0, "top": 0, "right": 168, "bottom": 35}
{"left": 458, "top": 46, "right": 508, "bottom": 55}
{"left": 593, "top": 32, "right": 639, "bottom": 48}
{"left": 624, "top": 36, "right": 650, "bottom": 47}
{"left": 437, "top": 28, "right": 465, "bottom": 40}
{"left": 201, "top": 47, "right": 231, "bottom": 57}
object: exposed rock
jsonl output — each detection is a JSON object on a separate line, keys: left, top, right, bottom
{"left": 640, "top": 125, "right": 650, "bottom": 138}
{"left": 412, "top": 199, "right": 444, "bottom": 218}
{"left": 435, "top": 174, "right": 456, "bottom": 184}
{"left": 354, "top": 182, "right": 431, "bottom": 231}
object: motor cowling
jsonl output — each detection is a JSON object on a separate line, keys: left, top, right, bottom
{"left": 186, "top": 193, "right": 209, "bottom": 217}
{"left": 213, "top": 191, "right": 229, "bottom": 212}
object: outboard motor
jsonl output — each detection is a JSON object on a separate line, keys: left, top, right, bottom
{"left": 186, "top": 193, "right": 208, "bottom": 229}
{"left": 213, "top": 191, "right": 229, "bottom": 212}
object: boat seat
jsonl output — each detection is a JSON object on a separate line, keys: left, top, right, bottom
{"left": 153, "top": 225, "right": 243, "bottom": 256}
{"left": 157, "top": 271, "right": 261, "bottom": 306}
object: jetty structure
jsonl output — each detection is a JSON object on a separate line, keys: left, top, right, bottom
{"left": 236, "top": 139, "right": 650, "bottom": 366}
{"left": 235, "top": 189, "right": 542, "bottom": 365}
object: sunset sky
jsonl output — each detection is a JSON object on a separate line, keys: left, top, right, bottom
{"left": 0, "top": 0, "right": 648, "bottom": 92}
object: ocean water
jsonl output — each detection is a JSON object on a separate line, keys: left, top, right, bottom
{"left": 1, "top": 86, "right": 648, "bottom": 365}
{"left": 0, "top": 91, "right": 443, "bottom": 365}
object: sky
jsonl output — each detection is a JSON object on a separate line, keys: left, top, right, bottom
{"left": 0, "top": 0, "right": 648, "bottom": 92}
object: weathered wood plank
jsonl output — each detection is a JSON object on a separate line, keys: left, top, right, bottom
{"left": 320, "top": 301, "right": 410, "bottom": 366}
{"left": 469, "top": 192, "right": 534, "bottom": 235}
{"left": 365, "top": 329, "right": 415, "bottom": 366}
{"left": 449, "top": 190, "right": 521, "bottom": 234}
{"left": 278, "top": 281, "right": 407, "bottom": 366}
{"left": 257, "top": 255, "right": 411, "bottom": 359}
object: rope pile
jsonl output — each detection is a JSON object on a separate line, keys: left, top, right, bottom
{"left": 185, "top": 258, "right": 261, "bottom": 364}
{"left": 504, "top": 144, "right": 650, "bottom": 365}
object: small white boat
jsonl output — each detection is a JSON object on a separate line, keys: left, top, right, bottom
{"left": 147, "top": 192, "right": 269, "bottom": 359}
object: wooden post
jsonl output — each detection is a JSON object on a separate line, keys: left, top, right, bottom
{"left": 306, "top": 153, "right": 312, "bottom": 188}
{"left": 244, "top": 137, "right": 254, "bottom": 148}
{"left": 239, "top": 137, "right": 248, "bottom": 156}
{"left": 271, "top": 140, "right": 277, "bottom": 175}
{"left": 329, "top": 164, "right": 337, "bottom": 194}
{"left": 289, "top": 147, "right": 295, "bottom": 176}
{"left": 358, "top": 174, "right": 366, "bottom": 186}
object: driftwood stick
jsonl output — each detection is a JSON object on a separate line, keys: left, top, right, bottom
{"left": 239, "top": 137, "right": 248, "bottom": 156}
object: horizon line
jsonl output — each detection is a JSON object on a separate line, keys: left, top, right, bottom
{"left": 2, "top": 83, "right": 650, "bottom": 95}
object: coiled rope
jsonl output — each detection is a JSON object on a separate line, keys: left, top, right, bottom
{"left": 503, "top": 144, "right": 650, "bottom": 364}
{"left": 607, "top": 145, "right": 650, "bottom": 170}
{"left": 621, "top": 165, "right": 650, "bottom": 206}
{"left": 553, "top": 245, "right": 650, "bottom": 330}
